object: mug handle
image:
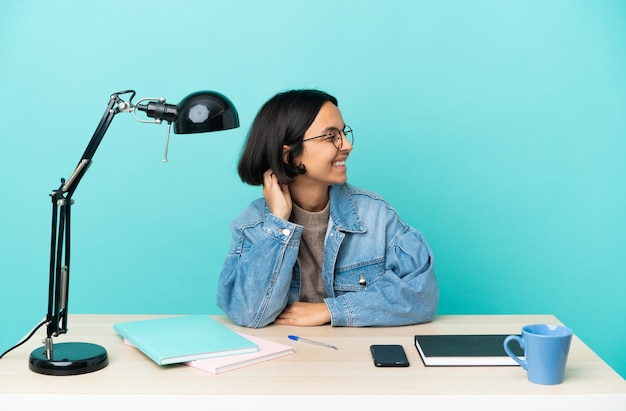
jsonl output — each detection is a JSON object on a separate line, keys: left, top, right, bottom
{"left": 504, "top": 335, "right": 527, "bottom": 370}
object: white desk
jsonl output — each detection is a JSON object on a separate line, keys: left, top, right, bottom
{"left": 1, "top": 314, "right": 624, "bottom": 410}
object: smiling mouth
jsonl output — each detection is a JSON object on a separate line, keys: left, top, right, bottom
{"left": 333, "top": 160, "right": 346, "bottom": 166}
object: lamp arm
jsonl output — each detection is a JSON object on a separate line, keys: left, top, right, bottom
{"left": 44, "top": 91, "right": 135, "bottom": 353}
{"left": 64, "top": 90, "right": 135, "bottom": 197}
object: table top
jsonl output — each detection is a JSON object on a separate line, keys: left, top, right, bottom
{"left": 1, "top": 314, "right": 625, "bottom": 409}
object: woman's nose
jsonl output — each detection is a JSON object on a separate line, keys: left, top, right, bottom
{"left": 341, "top": 136, "right": 353, "bottom": 152}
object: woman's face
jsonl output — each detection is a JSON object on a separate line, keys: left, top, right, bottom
{"left": 290, "top": 101, "right": 353, "bottom": 189}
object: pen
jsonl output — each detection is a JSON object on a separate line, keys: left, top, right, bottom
{"left": 288, "top": 335, "right": 338, "bottom": 350}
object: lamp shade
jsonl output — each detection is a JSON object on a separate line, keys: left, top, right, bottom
{"left": 174, "top": 91, "right": 239, "bottom": 134}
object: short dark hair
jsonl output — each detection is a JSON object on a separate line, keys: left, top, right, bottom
{"left": 237, "top": 89, "right": 338, "bottom": 186}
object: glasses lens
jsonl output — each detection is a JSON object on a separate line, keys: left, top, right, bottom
{"left": 341, "top": 126, "right": 353, "bottom": 148}
{"left": 327, "top": 126, "right": 353, "bottom": 150}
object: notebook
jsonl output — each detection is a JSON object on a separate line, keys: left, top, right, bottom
{"left": 113, "top": 315, "right": 258, "bottom": 365}
{"left": 185, "top": 333, "right": 294, "bottom": 374}
{"left": 414, "top": 334, "right": 524, "bottom": 366}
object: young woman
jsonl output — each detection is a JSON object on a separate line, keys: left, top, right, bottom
{"left": 217, "top": 89, "right": 438, "bottom": 328}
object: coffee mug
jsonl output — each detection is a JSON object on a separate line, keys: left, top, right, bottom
{"left": 504, "top": 323, "right": 572, "bottom": 385}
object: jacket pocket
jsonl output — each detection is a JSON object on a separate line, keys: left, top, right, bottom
{"left": 333, "top": 259, "right": 384, "bottom": 293}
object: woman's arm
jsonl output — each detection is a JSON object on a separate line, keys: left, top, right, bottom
{"left": 325, "top": 225, "right": 439, "bottom": 327}
{"left": 217, "top": 212, "right": 302, "bottom": 328}
{"left": 218, "top": 169, "right": 300, "bottom": 328}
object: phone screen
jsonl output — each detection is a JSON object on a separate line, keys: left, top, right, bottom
{"left": 370, "top": 344, "right": 410, "bottom": 367}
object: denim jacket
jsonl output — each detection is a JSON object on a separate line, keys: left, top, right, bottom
{"left": 217, "top": 183, "right": 439, "bottom": 328}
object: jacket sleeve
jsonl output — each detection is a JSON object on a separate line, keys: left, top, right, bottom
{"left": 325, "top": 224, "right": 439, "bottom": 327}
{"left": 217, "top": 210, "right": 302, "bottom": 328}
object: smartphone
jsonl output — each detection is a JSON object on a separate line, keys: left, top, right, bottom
{"left": 370, "top": 344, "right": 410, "bottom": 367}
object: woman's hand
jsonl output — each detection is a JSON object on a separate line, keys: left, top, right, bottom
{"left": 274, "top": 302, "right": 332, "bottom": 326}
{"left": 263, "top": 169, "right": 292, "bottom": 220}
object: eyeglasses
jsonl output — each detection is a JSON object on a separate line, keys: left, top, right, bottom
{"left": 302, "top": 126, "right": 353, "bottom": 150}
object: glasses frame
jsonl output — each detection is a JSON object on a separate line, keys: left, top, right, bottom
{"left": 302, "top": 126, "right": 353, "bottom": 150}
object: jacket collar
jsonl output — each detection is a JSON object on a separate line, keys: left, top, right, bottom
{"left": 329, "top": 184, "right": 365, "bottom": 233}
{"left": 262, "top": 184, "right": 366, "bottom": 233}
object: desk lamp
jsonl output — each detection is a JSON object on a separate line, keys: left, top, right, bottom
{"left": 27, "top": 90, "right": 239, "bottom": 376}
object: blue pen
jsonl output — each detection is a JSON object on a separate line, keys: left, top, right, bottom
{"left": 288, "top": 335, "right": 338, "bottom": 350}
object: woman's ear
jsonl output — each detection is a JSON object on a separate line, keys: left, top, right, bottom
{"left": 282, "top": 145, "right": 290, "bottom": 163}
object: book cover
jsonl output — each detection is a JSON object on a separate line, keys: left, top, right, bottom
{"left": 414, "top": 334, "right": 524, "bottom": 366}
{"left": 185, "top": 333, "right": 294, "bottom": 374}
{"left": 113, "top": 315, "right": 258, "bottom": 365}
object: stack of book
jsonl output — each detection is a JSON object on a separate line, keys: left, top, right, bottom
{"left": 114, "top": 315, "right": 293, "bottom": 374}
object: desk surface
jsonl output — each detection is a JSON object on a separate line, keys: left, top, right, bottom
{"left": 1, "top": 314, "right": 625, "bottom": 410}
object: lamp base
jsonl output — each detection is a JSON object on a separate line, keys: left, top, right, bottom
{"left": 29, "top": 342, "right": 109, "bottom": 376}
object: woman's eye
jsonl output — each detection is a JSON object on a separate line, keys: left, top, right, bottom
{"left": 326, "top": 130, "right": 341, "bottom": 140}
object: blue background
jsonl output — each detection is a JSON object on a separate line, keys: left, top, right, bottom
{"left": 1, "top": 0, "right": 624, "bottom": 379}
